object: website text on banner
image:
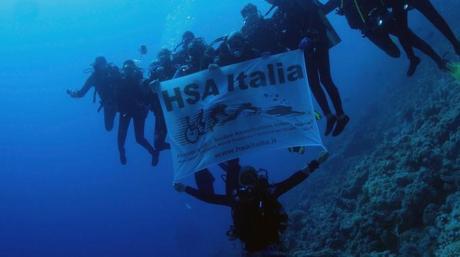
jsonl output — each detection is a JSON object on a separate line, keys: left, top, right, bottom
{"left": 159, "top": 50, "right": 324, "bottom": 181}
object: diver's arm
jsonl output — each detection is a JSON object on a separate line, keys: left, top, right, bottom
{"left": 68, "top": 76, "right": 94, "bottom": 98}
{"left": 182, "top": 186, "right": 232, "bottom": 206}
{"left": 323, "top": 0, "right": 339, "bottom": 14}
{"left": 272, "top": 161, "right": 320, "bottom": 198}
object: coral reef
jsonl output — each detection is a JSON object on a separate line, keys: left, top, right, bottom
{"left": 284, "top": 28, "right": 460, "bottom": 257}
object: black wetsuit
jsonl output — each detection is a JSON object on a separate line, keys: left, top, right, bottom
{"left": 175, "top": 45, "right": 216, "bottom": 77}
{"left": 388, "top": 0, "right": 446, "bottom": 67}
{"left": 325, "top": 0, "right": 445, "bottom": 69}
{"left": 117, "top": 72, "right": 156, "bottom": 163}
{"left": 323, "top": 0, "right": 402, "bottom": 57}
{"left": 220, "top": 159, "right": 241, "bottom": 196}
{"left": 272, "top": 0, "right": 346, "bottom": 120}
{"left": 392, "top": 0, "right": 459, "bottom": 53}
{"left": 185, "top": 168, "right": 314, "bottom": 255}
{"left": 242, "top": 17, "right": 285, "bottom": 55}
{"left": 73, "top": 66, "right": 121, "bottom": 131}
{"left": 146, "top": 62, "right": 177, "bottom": 151}
{"left": 172, "top": 47, "right": 189, "bottom": 69}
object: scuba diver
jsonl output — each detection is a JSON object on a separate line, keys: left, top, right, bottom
{"left": 323, "top": 0, "right": 401, "bottom": 59}
{"left": 240, "top": 3, "right": 285, "bottom": 55}
{"left": 149, "top": 49, "right": 177, "bottom": 82}
{"left": 323, "top": 0, "right": 449, "bottom": 76}
{"left": 174, "top": 37, "right": 216, "bottom": 77}
{"left": 67, "top": 56, "right": 121, "bottom": 131}
{"left": 117, "top": 60, "right": 159, "bottom": 166}
{"left": 172, "top": 31, "right": 197, "bottom": 68}
{"left": 267, "top": 0, "right": 350, "bottom": 137}
{"left": 388, "top": 0, "right": 460, "bottom": 56}
{"left": 146, "top": 49, "right": 177, "bottom": 152}
{"left": 174, "top": 152, "right": 329, "bottom": 257}
{"left": 215, "top": 32, "right": 258, "bottom": 67}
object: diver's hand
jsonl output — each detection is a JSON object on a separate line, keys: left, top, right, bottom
{"left": 66, "top": 89, "right": 79, "bottom": 98}
{"left": 208, "top": 63, "right": 220, "bottom": 71}
{"left": 288, "top": 146, "right": 305, "bottom": 154}
{"left": 299, "top": 37, "right": 313, "bottom": 51}
{"left": 301, "top": 160, "right": 319, "bottom": 175}
{"left": 174, "top": 183, "right": 187, "bottom": 193}
{"left": 149, "top": 80, "right": 160, "bottom": 91}
{"left": 302, "top": 151, "right": 329, "bottom": 174}
{"left": 317, "top": 151, "right": 330, "bottom": 164}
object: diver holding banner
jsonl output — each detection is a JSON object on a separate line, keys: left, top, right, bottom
{"left": 158, "top": 50, "right": 325, "bottom": 181}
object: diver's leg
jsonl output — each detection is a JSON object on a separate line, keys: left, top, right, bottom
{"left": 103, "top": 105, "right": 116, "bottom": 132}
{"left": 391, "top": 6, "right": 447, "bottom": 70}
{"left": 317, "top": 47, "right": 349, "bottom": 136}
{"left": 393, "top": 31, "right": 421, "bottom": 77}
{"left": 365, "top": 31, "right": 401, "bottom": 58}
{"left": 386, "top": 8, "right": 422, "bottom": 77}
{"left": 224, "top": 159, "right": 241, "bottom": 196}
{"left": 134, "top": 110, "right": 159, "bottom": 166}
{"left": 405, "top": 28, "right": 448, "bottom": 70}
{"left": 117, "top": 114, "right": 130, "bottom": 165}
{"left": 317, "top": 47, "right": 345, "bottom": 116}
{"left": 412, "top": 0, "right": 460, "bottom": 53}
{"left": 305, "top": 50, "right": 336, "bottom": 136}
{"left": 154, "top": 112, "right": 170, "bottom": 151}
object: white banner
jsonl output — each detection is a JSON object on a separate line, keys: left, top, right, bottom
{"left": 159, "top": 50, "right": 324, "bottom": 181}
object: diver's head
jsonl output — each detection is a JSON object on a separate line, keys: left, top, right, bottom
{"left": 122, "top": 59, "right": 139, "bottom": 77}
{"left": 182, "top": 31, "right": 196, "bottom": 47}
{"left": 157, "top": 48, "right": 172, "bottom": 65}
{"left": 241, "top": 3, "right": 260, "bottom": 23}
{"left": 92, "top": 56, "right": 108, "bottom": 72}
{"left": 187, "top": 38, "right": 207, "bottom": 60}
{"left": 239, "top": 166, "right": 269, "bottom": 190}
{"left": 227, "top": 32, "right": 245, "bottom": 58}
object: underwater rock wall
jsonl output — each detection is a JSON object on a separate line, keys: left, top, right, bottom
{"left": 284, "top": 19, "right": 460, "bottom": 257}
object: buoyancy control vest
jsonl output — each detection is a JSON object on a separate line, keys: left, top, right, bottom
{"left": 229, "top": 186, "right": 288, "bottom": 252}
{"left": 93, "top": 65, "right": 121, "bottom": 106}
{"left": 271, "top": 0, "right": 340, "bottom": 50}
{"left": 338, "top": 0, "right": 388, "bottom": 30}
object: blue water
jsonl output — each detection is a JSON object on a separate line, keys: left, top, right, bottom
{"left": 1, "top": 1, "right": 452, "bottom": 256}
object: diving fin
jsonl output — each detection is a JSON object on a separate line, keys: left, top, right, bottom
{"left": 315, "top": 111, "right": 322, "bottom": 121}
{"left": 448, "top": 62, "right": 460, "bottom": 81}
